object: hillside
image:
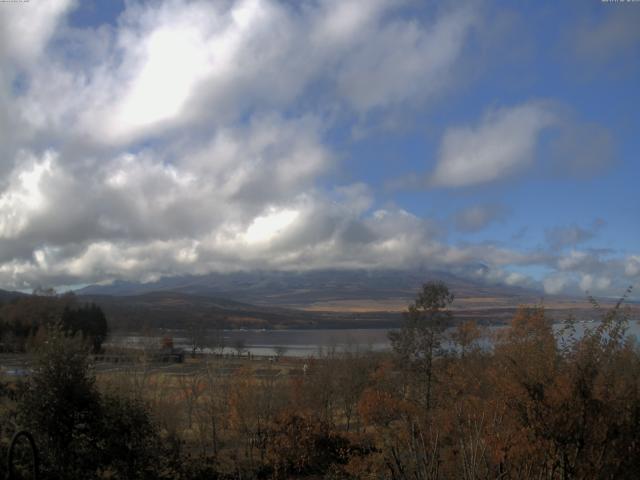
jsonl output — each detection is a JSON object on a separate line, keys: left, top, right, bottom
{"left": 0, "top": 289, "right": 28, "bottom": 302}
{"left": 78, "top": 291, "right": 401, "bottom": 331}
{"left": 76, "top": 270, "right": 613, "bottom": 330}
{"left": 77, "top": 268, "right": 540, "bottom": 309}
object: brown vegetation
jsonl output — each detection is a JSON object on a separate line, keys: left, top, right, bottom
{"left": 0, "top": 284, "right": 638, "bottom": 479}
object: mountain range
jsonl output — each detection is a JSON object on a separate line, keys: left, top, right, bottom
{"left": 73, "top": 269, "right": 554, "bottom": 329}
{"left": 76, "top": 268, "right": 537, "bottom": 308}
{"left": 4, "top": 270, "right": 632, "bottom": 331}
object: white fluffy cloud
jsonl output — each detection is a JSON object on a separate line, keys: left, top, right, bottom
{"left": 0, "top": 114, "right": 330, "bottom": 255}
{"left": 0, "top": 0, "right": 636, "bottom": 298}
{"left": 333, "top": 5, "right": 476, "bottom": 112}
{"left": 0, "top": 0, "right": 488, "bottom": 290}
{"left": 626, "top": 256, "right": 640, "bottom": 278}
{"left": 0, "top": 0, "right": 73, "bottom": 64}
{"left": 579, "top": 274, "right": 611, "bottom": 293}
{"left": 431, "top": 102, "right": 557, "bottom": 187}
{"left": 11, "top": 0, "right": 477, "bottom": 146}
{"left": 544, "top": 274, "right": 571, "bottom": 295}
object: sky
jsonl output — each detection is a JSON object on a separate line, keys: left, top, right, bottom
{"left": 0, "top": 0, "right": 638, "bottom": 297}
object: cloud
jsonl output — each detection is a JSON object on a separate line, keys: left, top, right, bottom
{"left": 545, "top": 220, "right": 604, "bottom": 250}
{"left": 543, "top": 274, "right": 571, "bottom": 295}
{"left": 334, "top": 5, "right": 477, "bottom": 112}
{"left": 0, "top": 0, "right": 490, "bottom": 289}
{"left": 579, "top": 274, "right": 612, "bottom": 294}
{"left": 454, "top": 204, "right": 507, "bottom": 233}
{"left": 546, "top": 248, "right": 638, "bottom": 296}
{"left": 428, "top": 101, "right": 616, "bottom": 188}
{"left": 0, "top": 0, "right": 75, "bottom": 178}
{"left": 9, "top": 0, "right": 479, "bottom": 146}
{"left": 430, "top": 102, "right": 557, "bottom": 187}
{"left": 549, "top": 122, "right": 616, "bottom": 178}
{"left": 625, "top": 256, "right": 640, "bottom": 278}
{"left": 557, "top": 251, "right": 597, "bottom": 272}
{"left": 0, "top": 1, "right": 636, "bottom": 299}
{"left": 0, "top": 0, "right": 74, "bottom": 64}
{"left": 504, "top": 271, "right": 529, "bottom": 287}
{"left": 571, "top": 7, "right": 640, "bottom": 64}
{"left": 0, "top": 113, "right": 331, "bottom": 255}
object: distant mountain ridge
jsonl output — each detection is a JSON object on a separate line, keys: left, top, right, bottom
{"left": 76, "top": 269, "right": 540, "bottom": 307}
{"left": 74, "top": 270, "right": 571, "bottom": 329}
{"left": 0, "top": 287, "right": 398, "bottom": 330}
{"left": 7, "top": 273, "right": 633, "bottom": 331}
{"left": 0, "top": 289, "right": 28, "bottom": 302}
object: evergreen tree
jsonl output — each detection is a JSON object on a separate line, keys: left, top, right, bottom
{"left": 388, "top": 281, "right": 454, "bottom": 410}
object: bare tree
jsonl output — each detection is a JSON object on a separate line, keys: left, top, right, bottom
{"left": 450, "top": 320, "right": 482, "bottom": 358}
{"left": 188, "top": 319, "right": 208, "bottom": 357}
{"left": 234, "top": 338, "right": 247, "bottom": 357}
{"left": 176, "top": 371, "right": 205, "bottom": 429}
{"left": 210, "top": 320, "right": 226, "bottom": 355}
{"left": 272, "top": 345, "right": 288, "bottom": 360}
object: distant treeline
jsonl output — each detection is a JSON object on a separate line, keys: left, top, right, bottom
{"left": 0, "top": 293, "right": 108, "bottom": 353}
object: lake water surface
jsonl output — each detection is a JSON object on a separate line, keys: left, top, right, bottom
{"left": 109, "top": 319, "right": 640, "bottom": 358}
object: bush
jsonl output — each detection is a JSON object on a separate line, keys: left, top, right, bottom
{"left": 17, "top": 326, "right": 160, "bottom": 479}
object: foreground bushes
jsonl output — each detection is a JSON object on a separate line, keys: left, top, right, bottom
{"left": 13, "top": 327, "right": 161, "bottom": 479}
{"left": 0, "top": 286, "right": 638, "bottom": 479}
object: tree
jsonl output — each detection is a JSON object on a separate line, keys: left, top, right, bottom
{"left": 264, "top": 412, "right": 356, "bottom": 479}
{"left": 273, "top": 345, "right": 288, "bottom": 360}
{"left": 95, "top": 394, "right": 160, "bottom": 479}
{"left": 187, "top": 318, "right": 208, "bottom": 357}
{"left": 388, "top": 281, "right": 454, "bottom": 410}
{"left": 336, "top": 353, "right": 372, "bottom": 431}
{"left": 17, "top": 325, "right": 160, "bottom": 479}
{"left": 17, "top": 325, "right": 101, "bottom": 478}
{"left": 32, "top": 286, "right": 57, "bottom": 297}
{"left": 211, "top": 320, "right": 226, "bottom": 355}
{"left": 451, "top": 319, "right": 482, "bottom": 358}
{"left": 234, "top": 338, "right": 247, "bottom": 357}
{"left": 0, "top": 294, "right": 67, "bottom": 351}
{"left": 60, "top": 302, "right": 109, "bottom": 353}
{"left": 490, "top": 290, "right": 640, "bottom": 479}
{"left": 161, "top": 335, "right": 174, "bottom": 350}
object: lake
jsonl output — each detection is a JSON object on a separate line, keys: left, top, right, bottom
{"left": 108, "top": 319, "right": 640, "bottom": 358}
